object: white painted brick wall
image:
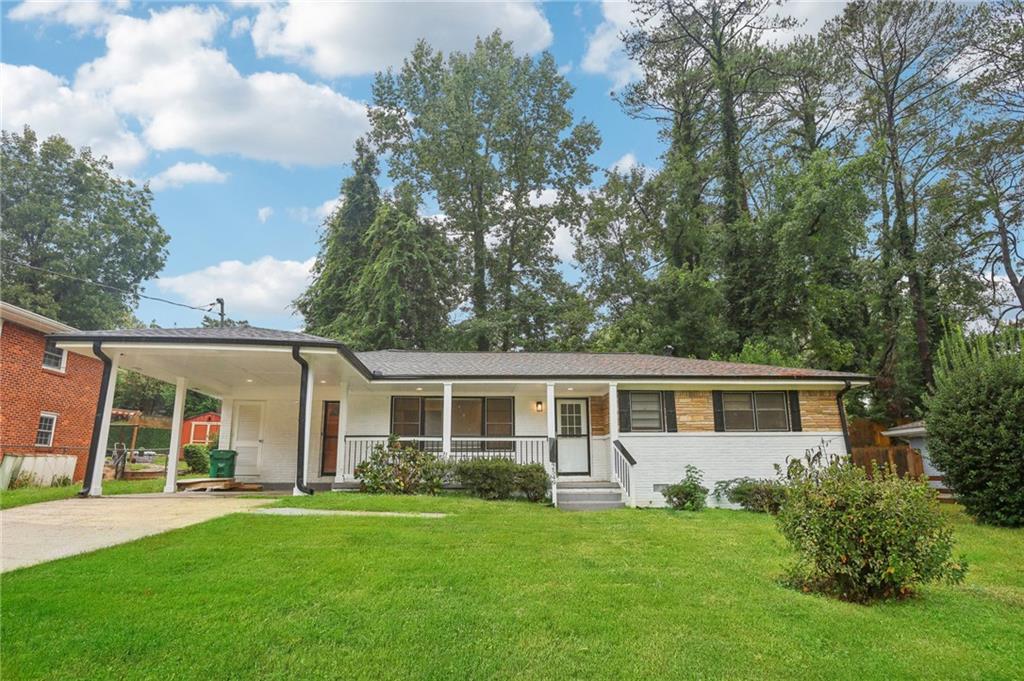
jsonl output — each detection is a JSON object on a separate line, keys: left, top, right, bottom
{"left": 620, "top": 432, "right": 846, "bottom": 507}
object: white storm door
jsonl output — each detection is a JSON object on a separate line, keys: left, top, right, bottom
{"left": 556, "top": 399, "right": 589, "bottom": 475}
{"left": 232, "top": 401, "right": 264, "bottom": 476}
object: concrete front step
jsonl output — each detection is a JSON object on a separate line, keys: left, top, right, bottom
{"left": 558, "top": 490, "right": 623, "bottom": 503}
{"left": 558, "top": 500, "right": 627, "bottom": 512}
{"left": 557, "top": 480, "right": 619, "bottom": 490}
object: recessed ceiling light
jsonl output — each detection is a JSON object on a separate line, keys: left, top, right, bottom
{"left": 319, "top": 380, "right": 326, "bottom": 384}
{"left": 245, "top": 378, "right": 254, "bottom": 383}
{"left": 567, "top": 387, "right": 574, "bottom": 391}
{"left": 416, "top": 387, "right": 423, "bottom": 391}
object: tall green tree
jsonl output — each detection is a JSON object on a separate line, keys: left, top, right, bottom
{"left": 833, "top": 0, "right": 988, "bottom": 416}
{"left": 370, "top": 31, "right": 600, "bottom": 350}
{"left": 294, "top": 138, "right": 380, "bottom": 340}
{"left": 1, "top": 127, "right": 169, "bottom": 329}
{"left": 348, "top": 189, "right": 456, "bottom": 350}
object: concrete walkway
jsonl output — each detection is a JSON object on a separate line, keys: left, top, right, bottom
{"left": 1, "top": 494, "right": 267, "bottom": 572}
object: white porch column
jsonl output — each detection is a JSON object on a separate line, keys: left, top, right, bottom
{"left": 88, "top": 352, "right": 120, "bottom": 496}
{"left": 334, "top": 382, "right": 349, "bottom": 484}
{"left": 442, "top": 382, "right": 453, "bottom": 457}
{"left": 608, "top": 383, "right": 619, "bottom": 482}
{"left": 294, "top": 363, "right": 315, "bottom": 496}
{"left": 163, "top": 377, "right": 187, "bottom": 494}
{"left": 545, "top": 382, "right": 556, "bottom": 441}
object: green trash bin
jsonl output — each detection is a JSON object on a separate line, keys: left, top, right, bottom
{"left": 209, "top": 449, "right": 238, "bottom": 478}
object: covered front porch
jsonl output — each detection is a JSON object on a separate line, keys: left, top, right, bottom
{"left": 53, "top": 330, "right": 634, "bottom": 505}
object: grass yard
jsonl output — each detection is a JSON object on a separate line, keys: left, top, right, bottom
{"left": 0, "top": 478, "right": 173, "bottom": 509}
{"left": 1, "top": 495, "right": 1021, "bottom": 680}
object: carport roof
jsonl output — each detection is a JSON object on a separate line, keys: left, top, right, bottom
{"left": 50, "top": 327, "right": 871, "bottom": 383}
{"left": 51, "top": 326, "right": 338, "bottom": 346}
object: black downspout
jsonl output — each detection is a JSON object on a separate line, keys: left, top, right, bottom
{"left": 291, "top": 346, "right": 315, "bottom": 495}
{"left": 837, "top": 380, "right": 853, "bottom": 455}
{"left": 79, "top": 342, "right": 113, "bottom": 497}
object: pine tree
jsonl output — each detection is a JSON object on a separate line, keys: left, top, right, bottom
{"left": 294, "top": 138, "right": 380, "bottom": 340}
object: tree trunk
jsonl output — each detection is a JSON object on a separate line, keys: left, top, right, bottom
{"left": 886, "top": 118, "right": 933, "bottom": 387}
{"left": 993, "top": 202, "right": 1024, "bottom": 311}
{"left": 471, "top": 184, "right": 490, "bottom": 351}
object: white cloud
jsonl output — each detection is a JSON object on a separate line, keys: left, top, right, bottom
{"left": 1, "top": 62, "right": 147, "bottom": 169}
{"left": 610, "top": 152, "right": 638, "bottom": 173}
{"left": 7, "top": 0, "right": 129, "bottom": 31}
{"left": 4, "top": 6, "right": 369, "bottom": 171}
{"left": 767, "top": 2, "right": 849, "bottom": 44}
{"left": 230, "top": 15, "right": 251, "bottom": 38}
{"left": 157, "top": 255, "right": 314, "bottom": 317}
{"left": 290, "top": 197, "right": 340, "bottom": 224}
{"left": 257, "top": 206, "right": 274, "bottom": 223}
{"left": 581, "top": 0, "right": 640, "bottom": 90}
{"left": 149, "top": 161, "right": 228, "bottom": 191}
{"left": 72, "top": 6, "right": 369, "bottom": 167}
{"left": 246, "top": 1, "right": 553, "bottom": 77}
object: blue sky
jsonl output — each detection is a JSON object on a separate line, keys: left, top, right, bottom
{"left": 2, "top": 1, "right": 843, "bottom": 330}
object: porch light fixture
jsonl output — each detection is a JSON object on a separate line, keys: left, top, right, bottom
{"left": 535, "top": 401, "right": 544, "bottom": 413}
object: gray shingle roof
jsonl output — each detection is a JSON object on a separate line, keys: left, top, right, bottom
{"left": 49, "top": 327, "right": 869, "bottom": 381}
{"left": 354, "top": 350, "right": 868, "bottom": 380}
{"left": 50, "top": 326, "right": 339, "bottom": 346}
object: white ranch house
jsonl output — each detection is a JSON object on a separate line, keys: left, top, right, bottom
{"left": 51, "top": 327, "right": 869, "bottom": 510}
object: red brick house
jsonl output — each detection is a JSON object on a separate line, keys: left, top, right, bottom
{"left": 0, "top": 302, "right": 104, "bottom": 482}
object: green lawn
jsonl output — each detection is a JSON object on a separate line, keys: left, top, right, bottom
{"left": 2, "top": 495, "right": 1021, "bottom": 680}
{"left": 0, "top": 478, "right": 172, "bottom": 509}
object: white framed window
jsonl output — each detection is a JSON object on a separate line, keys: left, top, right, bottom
{"left": 629, "top": 392, "right": 664, "bottom": 432}
{"left": 42, "top": 340, "right": 66, "bottom": 372}
{"left": 35, "top": 412, "right": 58, "bottom": 447}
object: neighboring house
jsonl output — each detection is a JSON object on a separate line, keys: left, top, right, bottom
{"left": 180, "top": 411, "right": 221, "bottom": 458}
{"left": 882, "top": 420, "right": 952, "bottom": 500}
{"left": 0, "top": 302, "right": 104, "bottom": 483}
{"left": 50, "top": 327, "right": 869, "bottom": 508}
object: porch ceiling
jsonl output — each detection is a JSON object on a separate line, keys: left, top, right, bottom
{"left": 56, "top": 343, "right": 363, "bottom": 398}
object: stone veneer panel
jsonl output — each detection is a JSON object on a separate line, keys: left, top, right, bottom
{"left": 674, "top": 391, "right": 716, "bottom": 432}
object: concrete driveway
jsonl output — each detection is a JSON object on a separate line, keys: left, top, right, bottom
{"left": 1, "top": 494, "right": 268, "bottom": 572}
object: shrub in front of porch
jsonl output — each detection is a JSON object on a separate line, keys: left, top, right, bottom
{"left": 713, "top": 478, "right": 786, "bottom": 513}
{"left": 777, "top": 459, "right": 967, "bottom": 603}
{"left": 354, "top": 437, "right": 449, "bottom": 495}
{"left": 662, "top": 465, "right": 708, "bottom": 511}
{"left": 455, "top": 459, "right": 549, "bottom": 502}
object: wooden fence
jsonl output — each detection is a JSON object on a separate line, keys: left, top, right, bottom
{"left": 850, "top": 445, "right": 925, "bottom": 479}
{"left": 848, "top": 418, "right": 926, "bottom": 479}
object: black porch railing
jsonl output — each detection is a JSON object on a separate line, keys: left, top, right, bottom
{"left": 340, "top": 436, "right": 549, "bottom": 476}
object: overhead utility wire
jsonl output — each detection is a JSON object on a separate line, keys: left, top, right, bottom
{"left": 1, "top": 258, "right": 217, "bottom": 313}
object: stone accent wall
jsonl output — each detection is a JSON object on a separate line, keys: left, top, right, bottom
{"left": 799, "top": 391, "right": 843, "bottom": 431}
{"left": 591, "top": 393, "right": 609, "bottom": 436}
{"left": 674, "top": 391, "right": 716, "bottom": 432}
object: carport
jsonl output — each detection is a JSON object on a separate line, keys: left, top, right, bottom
{"left": 51, "top": 328, "right": 372, "bottom": 497}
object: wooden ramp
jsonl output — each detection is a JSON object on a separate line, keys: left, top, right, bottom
{"left": 176, "top": 478, "right": 263, "bottom": 492}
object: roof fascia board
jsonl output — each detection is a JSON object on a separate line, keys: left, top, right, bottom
{"left": 362, "top": 377, "right": 870, "bottom": 387}
{"left": 1, "top": 303, "right": 76, "bottom": 334}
